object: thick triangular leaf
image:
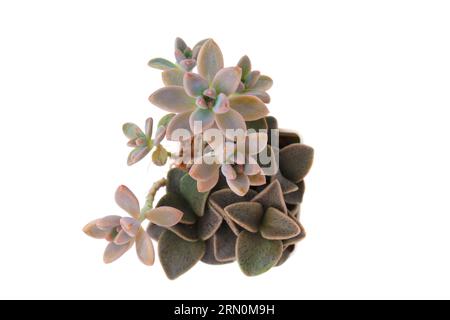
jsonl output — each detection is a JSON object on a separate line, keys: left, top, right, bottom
{"left": 284, "top": 181, "right": 305, "bottom": 205}
{"left": 158, "top": 231, "right": 205, "bottom": 280}
{"left": 198, "top": 204, "right": 223, "bottom": 240}
{"left": 224, "top": 202, "right": 264, "bottom": 233}
{"left": 260, "top": 207, "right": 301, "bottom": 240}
{"left": 201, "top": 238, "right": 231, "bottom": 265}
{"left": 180, "top": 173, "right": 210, "bottom": 217}
{"left": 169, "top": 223, "right": 199, "bottom": 242}
{"left": 270, "top": 170, "right": 299, "bottom": 194}
{"left": 279, "top": 144, "right": 314, "bottom": 183}
{"left": 146, "top": 223, "right": 166, "bottom": 241}
{"left": 213, "top": 224, "right": 237, "bottom": 262}
{"left": 276, "top": 245, "right": 295, "bottom": 267}
{"left": 236, "top": 231, "right": 282, "bottom": 276}
{"left": 283, "top": 221, "right": 306, "bottom": 248}
{"left": 251, "top": 180, "right": 288, "bottom": 213}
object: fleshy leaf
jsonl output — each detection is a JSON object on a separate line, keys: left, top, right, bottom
{"left": 237, "top": 55, "right": 252, "bottom": 79}
{"left": 214, "top": 224, "right": 237, "bottom": 262}
{"left": 212, "top": 93, "right": 230, "bottom": 114}
{"left": 136, "top": 227, "right": 155, "bottom": 266}
{"left": 202, "top": 238, "right": 230, "bottom": 265}
{"left": 215, "top": 109, "right": 247, "bottom": 140}
{"left": 180, "top": 173, "right": 210, "bottom": 216}
{"left": 244, "top": 90, "right": 271, "bottom": 103}
{"left": 166, "top": 111, "right": 193, "bottom": 141}
{"left": 96, "top": 215, "right": 121, "bottom": 231}
{"left": 123, "top": 123, "right": 144, "bottom": 140}
{"left": 83, "top": 220, "right": 109, "bottom": 239}
{"left": 260, "top": 207, "right": 301, "bottom": 240}
{"left": 145, "top": 118, "right": 153, "bottom": 137}
{"left": 179, "top": 59, "right": 196, "bottom": 71}
{"left": 271, "top": 170, "right": 299, "bottom": 194}
{"left": 127, "top": 146, "right": 150, "bottom": 166}
{"left": 251, "top": 180, "right": 288, "bottom": 213}
{"left": 103, "top": 241, "right": 133, "bottom": 264}
{"left": 158, "top": 113, "right": 176, "bottom": 128}
{"left": 183, "top": 73, "right": 208, "bottom": 97}
{"left": 114, "top": 229, "right": 132, "bottom": 245}
{"left": 246, "top": 118, "right": 268, "bottom": 131}
{"left": 283, "top": 221, "right": 306, "bottom": 247}
{"left": 146, "top": 223, "right": 166, "bottom": 241}
{"left": 145, "top": 206, "right": 184, "bottom": 227}
{"left": 189, "top": 163, "right": 220, "bottom": 181}
{"left": 156, "top": 192, "right": 197, "bottom": 225}
{"left": 229, "top": 95, "right": 269, "bottom": 121}
{"left": 152, "top": 145, "right": 168, "bottom": 166}
{"left": 162, "top": 69, "right": 185, "bottom": 86}
{"left": 284, "top": 181, "right": 305, "bottom": 205}
{"left": 158, "top": 231, "right": 205, "bottom": 280}
{"left": 166, "top": 168, "right": 187, "bottom": 195}
{"left": 149, "top": 86, "right": 195, "bottom": 113}
{"left": 245, "top": 70, "right": 261, "bottom": 89}
{"left": 253, "top": 75, "right": 273, "bottom": 91}
{"left": 169, "top": 223, "right": 199, "bottom": 242}
{"left": 236, "top": 231, "right": 283, "bottom": 276}
{"left": 221, "top": 164, "right": 237, "bottom": 180}
{"left": 276, "top": 245, "right": 295, "bottom": 267}
{"left": 249, "top": 174, "right": 266, "bottom": 186}
{"left": 279, "top": 144, "right": 314, "bottom": 183}
{"left": 115, "top": 185, "right": 140, "bottom": 219}
{"left": 189, "top": 108, "right": 215, "bottom": 133}
{"left": 198, "top": 204, "right": 223, "bottom": 240}
{"left": 192, "top": 38, "right": 209, "bottom": 59}
{"left": 224, "top": 202, "right": 264, "bottom": 233}
{"left": 227, "top": 173, "right": 250, "bottom": 196}
{"left": 197, "top": 39, "right": 224, "bottom": 82}
{"left": 120, "top": 217, "right": 140, "bottom": 237}
{"left": 197, "top": 170, "right": 220, "bottom": 193}
{"left": 148, "top": 58, "right": 177, "bottom": 70}
{"left": 175, "top": 37, "right": 187, "bottom": 52}
{"left": 211, "top": 67, "right": 242, "bottom": 95}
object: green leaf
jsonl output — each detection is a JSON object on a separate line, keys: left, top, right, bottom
{"left": 166, "top": 167, "right": 187, "bottom": 195}
{"left": 279, "top": 144, "right": 314, "bottom": 183}
{"left": 236, "top": 231, "right": 283, "bottom": 276}
{"left": 180, "top": 173, "right": 210, "bottom": 217}
{"left": 260, "top": 207, "right": 301, "bottom": 240}
{"left": 158, "top": 231, "right": 205, "bottom": 280}
{"left": 237, "top": 55, "right": 252, "bottom": 80}
{"left": 148, "top": 58, "right": 177, "bottom": 70}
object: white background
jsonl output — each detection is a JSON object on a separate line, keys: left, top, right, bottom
{"left": 0, "top": 0, "right": 449, "bottom": 300}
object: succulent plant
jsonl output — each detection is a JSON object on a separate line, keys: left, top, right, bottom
{"left": 83, "top": 185, "right": 184, "bottom": 265}
{"left": 236, "top": 55, "right": 273, "bottom": 103}
{"left": 84, "top": 37, "right": 314, "bottom": 279}
{"left": 148, "top": 39, "right": 269, "bottom": 140}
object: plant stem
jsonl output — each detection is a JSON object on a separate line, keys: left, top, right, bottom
{"left": 139, "top": 177, "right": 167, "bottom": 222}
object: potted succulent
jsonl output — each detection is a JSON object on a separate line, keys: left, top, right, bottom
{"left": 83, "top": 38, "right": 314, "bottom": 279}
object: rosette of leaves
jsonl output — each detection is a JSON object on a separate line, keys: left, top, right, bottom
{"left": 188, "top": 132, "right": 269, "bottom": 195}
{"left": 148, "top": 37, "right": 208, "bottom": 86}
{"left": 148, "top": 39, "right": 270, "bottom": 141}
{"left": 83, "top": 185, "right": 184, "bottom": 266}
{"left": 123, "top": 116, "right": 172, "bottom": 166}
{"left": 236, "top": 55, "right": 273, "bottom": 103}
